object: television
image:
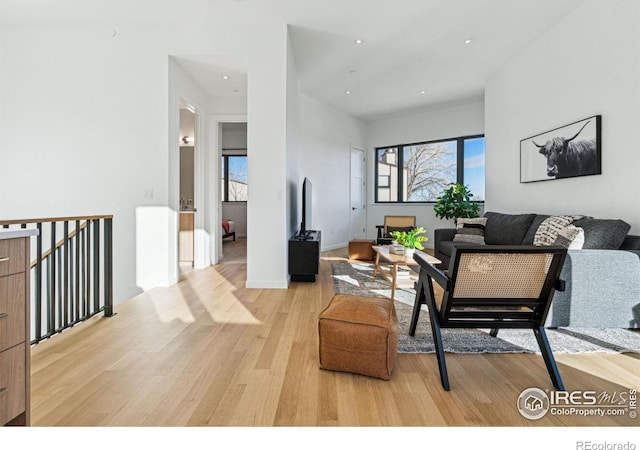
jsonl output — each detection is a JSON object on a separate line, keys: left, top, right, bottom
{"left": 299, "top": 177, "right": 312, "bottom": 236}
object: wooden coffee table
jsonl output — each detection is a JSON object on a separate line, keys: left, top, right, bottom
{"left": 371, "top": 245, "right": 441, "bottom": 300}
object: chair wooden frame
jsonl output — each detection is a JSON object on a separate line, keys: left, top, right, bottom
{"left": 410, "top": 245, "right": 568, "bottom": 391}
{"left": 375, "top": 215, "right": 416, "bottom": 245}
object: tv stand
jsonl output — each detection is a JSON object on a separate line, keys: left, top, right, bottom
{"left": 289, "top": 230, "right": 321, "bottom": 282}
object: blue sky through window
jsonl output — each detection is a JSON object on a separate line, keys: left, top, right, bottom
{"left": 464, "top": 137, "right": 485, "bottom": 201}
{"left": 228, "top": 156, "right": 247, "bottom": 183}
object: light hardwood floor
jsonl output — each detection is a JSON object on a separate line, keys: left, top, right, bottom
{"left": 29, "top": 239, "right": 640, "bottom": 428}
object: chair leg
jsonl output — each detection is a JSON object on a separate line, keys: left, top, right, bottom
{"left": 409, "top": 274, "right": 426, "bottom": 336}
{"left": 426, "top": 291, "right": 450, "bottom": 391}
{"left": 489, "top": 329, "right": 499, "bottom": 337}
{"left": 533, "top": 327, "right": 565, "bottom": 391}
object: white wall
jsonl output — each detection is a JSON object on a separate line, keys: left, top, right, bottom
{"left": 210, "top": 96, "right": 247, "bottom": 116}
{"left": 286, "top": 34, "right": 302, "bottom": 241}
{"left": 485, "top": 0, "right": 640, "bottom": 234}
{"left": 298, "top": 95, "right": 367, "bottom": 251}
{"left": 245, "top": 25, "right": 290, "bottom": 288}
{"left": 0, "top": 22, "right": 292, "bottom": 301}
{"left": 365, "top": 99, "right": 485, "bottom": 247}
{"left": 221, "top": 127, "right": 247, "bottom": 149}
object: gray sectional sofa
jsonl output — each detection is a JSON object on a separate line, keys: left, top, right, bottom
{"left": 434, "top": 212, "right": 640, "bottom": 329}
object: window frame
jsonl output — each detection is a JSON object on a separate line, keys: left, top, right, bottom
{"left": 374, "top": 134, "right": 485, "bottom": 204}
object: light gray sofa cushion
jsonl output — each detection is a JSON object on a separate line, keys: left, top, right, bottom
{"left": 546, "top": 250, "right": 640, "bottom": 328}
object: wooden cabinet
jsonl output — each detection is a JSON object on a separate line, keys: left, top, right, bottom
{"left": 0, "top": 236, "right": 31, "bottom": 426}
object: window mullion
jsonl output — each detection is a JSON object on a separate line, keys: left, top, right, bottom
{"left": 224, "top": 156, "right": 229, "bottom": 202}
{"left": 457, "top": 138, "right": 464, "bottom": 185}
{"left": 397, "top": 145, "right": 404, "bottom": 202}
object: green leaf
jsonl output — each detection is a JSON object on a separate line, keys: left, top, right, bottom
{"left": 433, "top": 183, "right": 480, "bottom": 221}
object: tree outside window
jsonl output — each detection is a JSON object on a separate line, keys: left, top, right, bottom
{"left": 221, "top": 155, "right": 248, "bottom": 202}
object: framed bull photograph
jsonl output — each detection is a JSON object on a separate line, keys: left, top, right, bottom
{"left": 520, "top": 115, "right": 601, "bottom": 183}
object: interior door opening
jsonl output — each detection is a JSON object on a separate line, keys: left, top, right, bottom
{"left": 350, "top": 147, "right": 366, "bottom": 239}
{"left": 220, "top": 121, "right": 248, "bottom": 264}
{"left": 179, "top": 107, "right": 196, "bottom": 272}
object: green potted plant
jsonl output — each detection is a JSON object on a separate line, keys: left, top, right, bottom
{"left": 433, "top": 182, "right": 480, "bottom": 223}
{"left": 389, "top": 226, "right": 428, "bottom": 258}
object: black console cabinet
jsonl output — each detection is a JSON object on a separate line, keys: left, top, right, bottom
{"left": 288, "top": 230, "right": 321, "bottom": 282}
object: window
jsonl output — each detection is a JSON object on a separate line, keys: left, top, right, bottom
{"left": 375, "top": 135, "right": 484, "bottom": 203}
{"left": 221, "top": 155, "right": 248, "bottom": 202}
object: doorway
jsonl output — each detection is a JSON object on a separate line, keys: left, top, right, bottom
{"left": 350, "top": 147, "right": 366, "bottom": 239}
{"left": 219, "top": 121, "right": 248, "bottom": 264}
{"left": 179, "top": 107, "right": 196, "bottom": 271}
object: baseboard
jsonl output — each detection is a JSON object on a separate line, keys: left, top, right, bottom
{"left": 245, "top": 280, "right": 289, "bottom": 289}
{"left": 322, "top": 241, "right": 349, "bottom": 252}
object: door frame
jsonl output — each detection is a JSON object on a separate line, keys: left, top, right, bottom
{"left": 210, "top": 114, "right": 248, "bottom": 264}
{"left": 169, "top": 91, "right": 209, "bottom": 284}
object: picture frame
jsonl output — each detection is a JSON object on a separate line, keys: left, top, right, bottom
{"left": 520, "top": 115, "right": 601, "bottom": 183}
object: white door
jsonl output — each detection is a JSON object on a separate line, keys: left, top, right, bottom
{"left": 350, "top": 148, "right": 366, "bottom": 239}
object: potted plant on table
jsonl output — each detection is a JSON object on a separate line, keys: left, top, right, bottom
{"left": 389, "top": 227, "right": 428, "bottom": 258}
{"left": 433, "top": 182, "right": 480, "bottom": 223}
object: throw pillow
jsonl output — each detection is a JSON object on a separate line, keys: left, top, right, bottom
{"left": 453, "top": 217, "right": 488, "bottom": 245}
{"left": 483, "top": 212, "right": 536, "bottom": 245}
{"left": 533, "top": 215, "right": 583, "bottom": 246}
{"left": 571, "top": 218, "right": 631, "bottom": 249}
{"left": 553, "top": 225, "right": 585, "bottom": 249}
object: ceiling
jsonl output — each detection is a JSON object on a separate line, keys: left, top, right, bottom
{"left": 2, "top": 0, "right": 586, "bottom": 122}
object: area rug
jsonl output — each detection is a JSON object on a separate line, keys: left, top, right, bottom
{"left": 331, "top": 262, "right": 640, "bottom": 354}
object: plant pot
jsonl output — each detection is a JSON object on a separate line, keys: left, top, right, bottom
{"left": 404, "top": 248, "right": 415, "bottom": 259}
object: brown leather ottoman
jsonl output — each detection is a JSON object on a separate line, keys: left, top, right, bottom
{"left": 348, "top": 239, "right": 375, "bottom": 261}
{"left": 318, "top": 294, "right": 398, "bottom": 380}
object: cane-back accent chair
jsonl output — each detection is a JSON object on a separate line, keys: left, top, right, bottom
{"left": 376, "top": 215, "right": 416, "bottom": 245}
{"left": 410, "top": 245, "right": 568, "bottom": 391}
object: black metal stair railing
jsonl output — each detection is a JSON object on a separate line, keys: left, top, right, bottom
{"left": 0, "top": 215, "right": 114, "bottom": 344}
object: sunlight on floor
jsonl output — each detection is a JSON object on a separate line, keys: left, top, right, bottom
{"left": 321, "top": 255, "right": 349, "bottom": 262}
{"left": 555, "top": 353, "right": 640, "bottom": 389}
{"left": 147, "top": 267, "right": 263, "bottom": 326}
{"left": 147, "top": 288, "right": 196, "bottom": 323}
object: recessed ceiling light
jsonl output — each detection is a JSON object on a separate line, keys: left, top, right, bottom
{"left": 420, "top": 90, "right": 426, "bottom": 94}
{"left": 464, "top": 38, "right": 473, "bottom": 44}
{"left": 221, "top": 75, "right": 230, "bottom": 80}
{"left": 345, "top": 90, "right": 351, "bottom": 94}
{"left": 354, "top": 39, "right": 364, "bottom": 45}
{"left": 233, "top": 89, "right": 240, "bottom": 94}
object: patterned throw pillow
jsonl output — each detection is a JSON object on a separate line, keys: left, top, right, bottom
{"left": 533, "top": 215, "right": 583, "bottom": 246}
{"left": 453, "top": 217, "right": 488, "bottom": 245}
{"left": 554, "top": 225, "right": 585, "bottom": 249}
